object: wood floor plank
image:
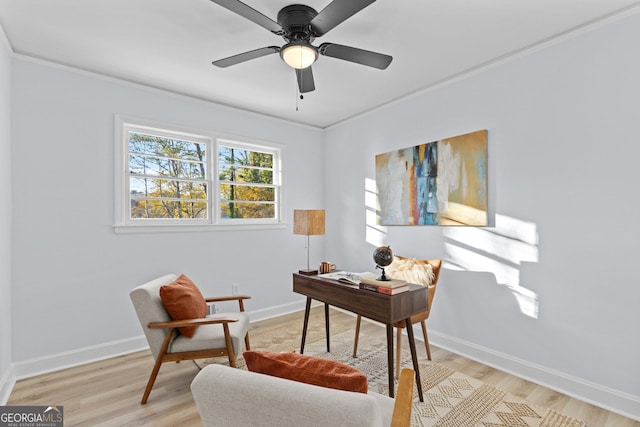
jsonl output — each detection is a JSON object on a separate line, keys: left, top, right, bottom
{"left": 8, "top": 308, "right": 639, "bottom": 426}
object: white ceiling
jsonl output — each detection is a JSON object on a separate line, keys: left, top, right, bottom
{"left": 1, "top": 0, "right": 639, "bottom": 128}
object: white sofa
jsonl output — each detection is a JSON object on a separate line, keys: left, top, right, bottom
{"left": 191, "top": 364, "right": 396, "bottom": 427}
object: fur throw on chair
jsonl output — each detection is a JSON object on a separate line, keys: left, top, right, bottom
{"left": 385, "top": 256, "right": 435, "bottom": 287}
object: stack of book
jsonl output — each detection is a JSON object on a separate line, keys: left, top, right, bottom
{"left": 359, "top": 277, "right": 409, "bottom": 295}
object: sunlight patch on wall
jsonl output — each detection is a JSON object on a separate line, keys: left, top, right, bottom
{"left": 444, "top": 214, "right": 540, "bottom": 319}
{"left": 445, "top": 226, "right": 538, "bottom": 266}
{"left": 365, "top": 178, "right": 387, "bottom": 247}
{"left": 364, "top": 176, "right": 538, "bottom": 319}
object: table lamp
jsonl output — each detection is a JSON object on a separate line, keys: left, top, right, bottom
{"left": 293, "top": 209, "right": 325, "bottom": 275}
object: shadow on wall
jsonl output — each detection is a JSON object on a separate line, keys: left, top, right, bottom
{"left": 365, "top": 177, "right": 540, "bottom": 319}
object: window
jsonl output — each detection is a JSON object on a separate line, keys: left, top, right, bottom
{"left": 218, "top": 140, "right": 278, "bottom": 221}
{"left": 115, "top": 117, "right": 284, "bottom": 232}
{"left": 128, "top": 129, "right": 210, "bottom": 221}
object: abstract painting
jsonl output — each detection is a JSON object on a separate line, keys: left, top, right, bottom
{"left": 375, "top": 130, "right": 487, "bottom": 226}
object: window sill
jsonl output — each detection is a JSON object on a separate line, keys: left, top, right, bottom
{"left": 113, "top": 223, "right": 287, "bottom": 234}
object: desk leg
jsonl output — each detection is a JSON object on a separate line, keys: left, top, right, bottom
{"left": 386, "top": 324, "right": 395, "bottom": 398}
{"left": 300, "top": 297, "right": 312, "bottom": 354}
{"left": 324, "top": 303, "right": 330, "bottom": 352}
{"left": 405, "top": 318, "right": 424, "bottom": 402}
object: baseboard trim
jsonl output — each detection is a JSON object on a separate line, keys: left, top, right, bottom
{"left": 428, "top": 330, "right": 640, "bottom": 422}
{"left": 12, "top": 336, "right": 149, "bottom": 381}
{"left": 9, "top": 301, "right": 308, "bottom": 382}
{"left": 337, "top": 311, "right": 639, "bottom": 420}
{"left": 0, "top": 366, "right": 16, "bottom": 405}
{"left": 246, "top": 300, "right": 310, "bottom": 323}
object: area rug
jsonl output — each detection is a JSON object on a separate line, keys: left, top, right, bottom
{"left": 200, "top": 319, "right": 586, "bottom": 427}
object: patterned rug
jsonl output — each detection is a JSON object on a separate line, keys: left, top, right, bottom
{"left": 200, "top": 316, "right": 586, "bottom": 427}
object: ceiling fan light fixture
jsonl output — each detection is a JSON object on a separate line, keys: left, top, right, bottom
{"left": 281, "top": 42, "right": 318, "bottom": 69}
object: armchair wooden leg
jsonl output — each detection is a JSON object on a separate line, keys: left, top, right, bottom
{"left": 352, "top": 315, "right": 362, "bottom": 358}
{"left": 142, "top": 356, "right": 164, "bottom": 405}
{"left": 141, "top": 327, "right": 174, "bottom": 404}
{"left": 395, "top": 327, "right": 402, "bottom": 379}
{"left": 421, "top": 320, "right": 431, "bottom": 361}
{"left": 223, "top": 323, "right": 237, "bottom": 368}
{"left": 245, "top": 332, "right": 251, "bottom": 351}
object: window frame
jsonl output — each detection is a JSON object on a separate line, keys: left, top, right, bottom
{"left": 114, "top": 116, "right": 286, "bottom": 233}
{"left": 216, "top": 138, "right": 282, "bottom": 226}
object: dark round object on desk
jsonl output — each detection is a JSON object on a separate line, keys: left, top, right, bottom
{"left": 373, "top": 246, "right": 393, "bottom": 267}
{"left": 373, "top": 246, "right": 393, "bottom": 281}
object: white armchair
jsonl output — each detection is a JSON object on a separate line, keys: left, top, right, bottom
{"left": 130, "top": 274, "right": 251, "bottom": 404}
{"left": 191, "top": 364, "right": 415, "bottom": 427}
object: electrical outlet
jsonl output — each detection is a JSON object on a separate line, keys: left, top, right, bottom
{"left": 232, "top": 283, "right": 239, "bottom": 296}
{"left": 208, "top": 304, "right": 218, "bottom": 315}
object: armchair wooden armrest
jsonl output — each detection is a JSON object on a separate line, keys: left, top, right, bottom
{"left": 205, "top": 295, "right": 251, "bottom": 302}
{"left": 391, "top": 368, "right": 415, "bottom": 427}
{"left": 148, "top": 316, "right": 239, "bottom": 329}
{"left": 205, "top": 295, "right": 252, "bottom": 311}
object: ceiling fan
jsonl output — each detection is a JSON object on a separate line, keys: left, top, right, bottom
{"left": 209, "top": 0, "right": 393, "bottom": 94}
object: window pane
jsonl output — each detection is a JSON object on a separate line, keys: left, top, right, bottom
{"left": 129, "top": 132, "right": 206, "bottom": 162}
{"left": 218, "top": 166, "right": 272, "bottom": 184}
{"left": 130, "top": 177, "right": 207, "bottom": 200}
{"left": 130, "top": 155, "right": 205, "bottom": 179}
{"left": 218, "top": 147, "right": 273, "bottom": 168}
{"left": 219, "top": 184, "right": 275, "bottom": 202}
{"left": 131, "top": 200, "right": 208, "bottom": 219}
{"left": 221, "top": 202, "right": 275, "bottom": 219}
{"left": 218, "top": 165, "right": 235, "bottom": 182}
{"left": 218, "top": 146, "right": 233, "bottom": 164}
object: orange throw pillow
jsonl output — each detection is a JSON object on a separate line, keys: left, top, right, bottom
{"left": 159, "top": 274, "right": 208, "bottom": 338}
{"left": 243, "top": 350, "right": 368, "bottom": 394}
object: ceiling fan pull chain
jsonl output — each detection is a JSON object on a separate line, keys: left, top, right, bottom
{"left": 299, "top": 67, "right": 304, "bottom": 101}
{"left": 295, "top": 72, "right": 305, "bottom": 111}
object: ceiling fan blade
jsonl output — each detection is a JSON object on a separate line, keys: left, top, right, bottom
{"left": 310, "top": 0, "right": 376, "bottom": 36}
{"left": 319, "top": 43, "right": 392, "bottom": 70}
{"left": 212, "top": 46, "right": 280, "bottom": 68}
{"left": 296, "top": 67, "right": 315, "bottom": 93}
{"left": 209, "top": 0, "right": 283, "bottom": 34}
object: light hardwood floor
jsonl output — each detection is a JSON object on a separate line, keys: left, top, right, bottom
{"left": 8, "top": 307, "right": 639, "bottom": 427}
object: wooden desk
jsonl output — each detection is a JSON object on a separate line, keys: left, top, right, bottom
{"left": 293, "top": 273, "right": 427, "bottom": 401}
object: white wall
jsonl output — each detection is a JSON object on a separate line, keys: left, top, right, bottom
{"left": 324, "top": 12, "right": 640, "bottom": 419}
{"left": 10, "top": 58, "right": 324, "bottom": 366}
{"left": 0, "top": 25, "right": 13, "bottom": 402}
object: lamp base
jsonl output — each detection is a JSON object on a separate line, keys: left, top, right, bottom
{"left": 299, "top": 269, "right": 318, "bottom": 276}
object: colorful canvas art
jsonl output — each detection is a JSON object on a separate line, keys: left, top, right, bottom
{"left": 375, "top": 130, "right": 488, "bottom": 226}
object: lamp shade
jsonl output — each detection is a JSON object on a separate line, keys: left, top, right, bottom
{"left": 293, "top": 210, "right": 325, "bottom": 235}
